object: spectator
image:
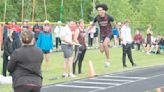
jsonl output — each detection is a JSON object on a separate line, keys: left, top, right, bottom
{"left": 73, "top": 19, "right": 87, "bottom": 74}
{"left": 0, "top": 25, "right": 3, "bottom": 53}
{"left": 60, "top": 21, "right": 77, "bottom": 78}
{"left": 133, "top": 30, "right": 143, "bottom": 50}
{"left": 3, "top": 22, "right": 10, "bottom": 40}
{"left": 88, "top": 22, "right": 96, "bottom": 47}
{"left": 54, "top": 21, "right": 63, "bottom": 51}
{"left": 158, "top": 37, "right": 164, "bottom": 53}
{"left": 145, "top": 24, "right": 153, "bottom": 54}
{"left": 8, "top": 31, "right": 43, "bottom": 92}
{"left": 118, "top": 22, "right": 123, "bottom": 46}
{"left": 2, "top": 22, "right": 10, "bottom": 51}
{"left": 152, "top": 34, "right": 162, "bottom": 54}
{"left": 9, "top": 20, "right": 22, "bottom": 35}
{"left": 3, "top": 30, "right": 21, "bottom": 76}
{"left": 112, "top": 21, "right": 119, "bottom": 47}
{"left": 121, "top": 19, "right": 137, "bottom": 68}
{"left": 36, "top": 20, "right": 53, "bottom": 71}
{"left": 12, "top": 20, "right": 21, "bottom": 32}
{"left": 22, "top": 19, "right": 32, "bottom": 31}
{"left": 94, "top": 26, "right": 99, "bottom": 48}
{"left": 33, "top": 19, "right": 43, "bottom": 41}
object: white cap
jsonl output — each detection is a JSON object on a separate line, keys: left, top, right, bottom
{"left": 44, "top": 20, "right": 49, "bottom": 24}
{"left": 57, "top": 21, "right": 62, "bottom": 24}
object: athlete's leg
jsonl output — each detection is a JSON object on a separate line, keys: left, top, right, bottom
{"left": 99, "top": 36, "right": 105, "bottom": 53}
{"left": 103, "top": 37, "right": 110, "bottom": 62}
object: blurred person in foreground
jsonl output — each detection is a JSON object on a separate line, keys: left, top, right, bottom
{"left": 8, "top": 31, "right": 43, "bottom": 92}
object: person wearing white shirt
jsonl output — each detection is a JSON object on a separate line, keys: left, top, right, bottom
{"left": 60, "top": 21, "right": 77, "bottom": 78}
{"left": 54, "top": 21, "right": 63, "bottom": 50}
{"left": 121, "top": 20, "right": 136, "bottom": 68}
{"left": 88, "top": 22, "right": 96, "bottom": 47}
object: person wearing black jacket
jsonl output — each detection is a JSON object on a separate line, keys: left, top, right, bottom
{"left": 2, "top": 30, "right": 21, "bottom": 76}
{"left": 33, "top": 19, "right": 43, "bottom": 42}
{"left": 7, "top": 31, "right": 43, "bottom": 92}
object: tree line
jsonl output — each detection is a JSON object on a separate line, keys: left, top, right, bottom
{"left": 0, "top": 0, "right": 163, "bottom": 35}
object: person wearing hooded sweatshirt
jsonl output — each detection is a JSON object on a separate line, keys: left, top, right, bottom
{"left": 2, "top": 30, "right": 21, "bottom": 76}
{"left": 7, "top": 31, "right": 43, "bottom": 92}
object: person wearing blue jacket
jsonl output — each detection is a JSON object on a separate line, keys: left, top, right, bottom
{"left": 36, "top": 20, "right": 53, "bottom": 71}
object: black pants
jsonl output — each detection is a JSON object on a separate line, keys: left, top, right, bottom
{"left": 132, "top": 42, "right": 141, "bottom": 50}
{"left": 56, "top": 37, "right": 61, "bottom": 49}
{"left": 136, "top": 43, "right": 141, "bottom": 50}
{"left": 119, "top": 38, "right": 121, "bottom": 46}
{"left": 2, "top": 54, "right": 9, "bottom": 76}
{"left": 14, "top": 85, "right": 41, "bottom": 92}
{"left": 1, "top": 40, "right": 4, "bottom": 51}
{"left": 73, "top": 46, "right": 86, "bottom": 74}
{"left": 122, "top": 44, "right": 135, "bottom": 67}
{"left": 88, "top": 34, "right": 93, "bottom": 47}
{"left": 131, "top": 42, "right": 134, "bottom": 49}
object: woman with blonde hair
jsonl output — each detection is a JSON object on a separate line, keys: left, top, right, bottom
{"left": 145, "top": 24, "right": 153, "bottom": 54}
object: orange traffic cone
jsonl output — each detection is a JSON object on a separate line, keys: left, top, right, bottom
{"left": 88, "top": 60, "right": 96, "bottom": 77}
{"left": 156, "top": 88, "right": 162, "bottom": 92}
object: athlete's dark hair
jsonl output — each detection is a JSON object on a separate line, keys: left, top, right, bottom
{"left": 96, "top": 4, "right": 108, "bottom": 11}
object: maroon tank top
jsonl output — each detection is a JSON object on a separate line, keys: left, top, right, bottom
{"left": 78, "top": 29, "right": 86, "bottom": 48}
{"left": 95, "top": 14, "right": 113, "bottom": 37}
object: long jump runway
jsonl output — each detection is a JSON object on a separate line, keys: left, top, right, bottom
{"left": 41, "top": 65, "right": 164, "bottom": 92}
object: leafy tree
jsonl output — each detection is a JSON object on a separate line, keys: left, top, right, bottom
{"left": 0, "top": 0, "right": 164, "bottom": 36}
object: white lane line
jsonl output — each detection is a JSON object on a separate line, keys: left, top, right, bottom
{"left": 43, "top": 84, "right": 58, "bottom": 89}
{"left": 74, "top": 81, "right": 121, "bottom": 86}
{"left": 42, "top": 82, "right": 74, "bottom": 89}
{"left": 55, "top": 84, "right": 104, "bottom": 89}
{"left": 89, "top": 81, "right": 134, "bottom": 92}
{"left": 90, "top": 77, "right": 134, "bottom": 82}
{"left": 102, "top": 75, "right": 148, "bottom": 80}
{"left": 42, "top": 65, "right": 164, "bottom": 89}
{"left": 89, "top": 73, "right": 164, "bottom": 92}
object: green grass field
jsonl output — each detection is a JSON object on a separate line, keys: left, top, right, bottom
{"left": 0, "top": 48, "right": 163, "bottom": 92}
